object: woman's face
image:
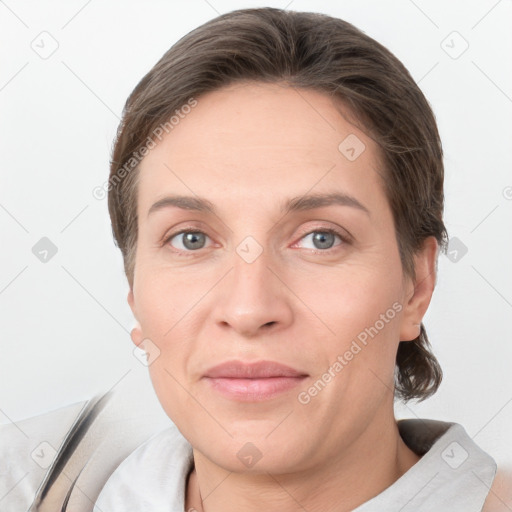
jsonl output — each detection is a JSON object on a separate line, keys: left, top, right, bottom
{"left": 128, "top": 82, "right": 431, "bottom": 473}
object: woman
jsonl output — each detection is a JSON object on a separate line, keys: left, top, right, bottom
{"left": 94, "top": 7, "right": 497, "bottom": 511}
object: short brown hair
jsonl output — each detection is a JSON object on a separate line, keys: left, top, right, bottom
{"left": 108, "top": 7, "right": 448, "bottom": 402}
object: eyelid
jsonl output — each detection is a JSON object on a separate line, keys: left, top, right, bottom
{"left": 293, "top": 223, "right": 353, "bottom": 244}
{"left": 291, "top": 226, "right": 351, "bottom": 252}
{"left": 162, "top": 223, "right": 352, "bottom": 254}
{"left": 162, "top": 226, "right": 214, "bottom": 251}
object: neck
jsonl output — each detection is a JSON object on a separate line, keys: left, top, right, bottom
{"left": 186, "top": 412, "right": 421, "bottom": 512}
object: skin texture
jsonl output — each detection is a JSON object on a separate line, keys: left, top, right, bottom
{"left": 482, "top": 467, "right": 512, "bottom": 511}
{"left": 127, "top": 82, "right": 438, "bottom": 512}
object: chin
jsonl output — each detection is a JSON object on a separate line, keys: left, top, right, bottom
{"left": 194, "top": 433, "right": 309, "bottom": 475}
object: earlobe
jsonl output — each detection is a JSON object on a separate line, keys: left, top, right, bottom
{"left": 130, "top": 324, "right": 144, "bottom": 347}
{"left": 399, "top": 237, "right": 438, "bottom": 342}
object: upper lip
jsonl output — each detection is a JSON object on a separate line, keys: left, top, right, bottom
{"left": 203, "top": 360, "right": 308, "bottom": 379}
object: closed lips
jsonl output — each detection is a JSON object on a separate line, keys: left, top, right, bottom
{"left": 203, "top": 360, "right": 308, "bottom": 379}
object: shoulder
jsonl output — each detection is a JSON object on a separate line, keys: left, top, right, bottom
{"left": 0, "top": 399, "right": 88, "bottom": 511}
{"left": 482, "top": 467, "right": 512, "bottom": 512}
{"left": 0, "top": 386, "right": 172, "bottom": 512}
{"left": 394, "top": 418, "right": 499, "bottom": 511}
{"left": 94, "top": 424, "right": 193, "bottom": 511}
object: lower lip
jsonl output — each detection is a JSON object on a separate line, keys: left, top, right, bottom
{"left": 204, "top": 376, "right": 307, "bottom": 401}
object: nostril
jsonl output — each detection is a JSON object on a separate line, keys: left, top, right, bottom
{"left": 264, "top": 321, "right": 276, "bottom": 328}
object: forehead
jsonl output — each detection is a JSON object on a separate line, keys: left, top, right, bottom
{"left": 137, "top": 82, "right": 386, "bottom": 215}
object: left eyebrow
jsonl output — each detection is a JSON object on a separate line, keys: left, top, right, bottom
{"left": 281, "top": 192, "right": 370, "bottom": 217}
{"left": 147, "top": 192, "right": 370, "bottom": 219}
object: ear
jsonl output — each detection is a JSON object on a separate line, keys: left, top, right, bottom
{"left": 127, "top": 288, "right": 144, "bottom": 348}
{"left": 399, "top": 236, "right": 439, "bottom": 342}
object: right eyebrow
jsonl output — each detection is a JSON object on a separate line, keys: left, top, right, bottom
{"left": 147, "top": 195, "right": 216, "bottom": 218}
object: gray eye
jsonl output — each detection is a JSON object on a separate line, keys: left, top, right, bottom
{"left": 298, "top": 231, "right": 342, "bottom": 251}
{"left": 311, "top": 231, "right": 336, "bottom": 249}
{"left": 182, "top": 232, "right": 206, "bottom": 250}
{"left": 170, "top": 231, "right": 208, "bottom": 251}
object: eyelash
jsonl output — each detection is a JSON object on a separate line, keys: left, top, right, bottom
{"left": 294, "top": 227, "right": 351, "bottom": 254}
{"left": 163, "top": 226, "right": 351, "bottom": 256}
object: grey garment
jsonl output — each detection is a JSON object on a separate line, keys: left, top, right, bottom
{"left": 0, "top": 387, "right": 171, "bottom": 512}
{"left": 354, "top": 419, "right": 497, "bottom": 511}
{"left": 94, "top": 418, "right": 497, "bottom": 512}
{"left": 94, "top": 424, "right": 193, "bottom": 512}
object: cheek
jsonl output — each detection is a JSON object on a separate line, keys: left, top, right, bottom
{"left": 134, "top": 271, "right": 198, "bottom": 405}
{"left": 146, "top": 358, "right": 199, "bottom": 439}
{"left": 292, "top": 260, "right": 403, "bottom": 340}
{"left": 289, "top": 259, "right": 404, "bottom": 393}
{"left": 135, "top": 267, "right": 204, "bottom": 337}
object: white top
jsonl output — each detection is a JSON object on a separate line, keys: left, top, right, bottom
{"left": 94, "top": 418, "right": 497, "bottom": 512}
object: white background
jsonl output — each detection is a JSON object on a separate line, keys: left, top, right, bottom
{"left": 1, "top": 0, "right": 511, "bottom": 471}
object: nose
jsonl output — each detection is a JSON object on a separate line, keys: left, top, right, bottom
{"left": 212, "top": 248, "right": 294, "bottom": 338}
